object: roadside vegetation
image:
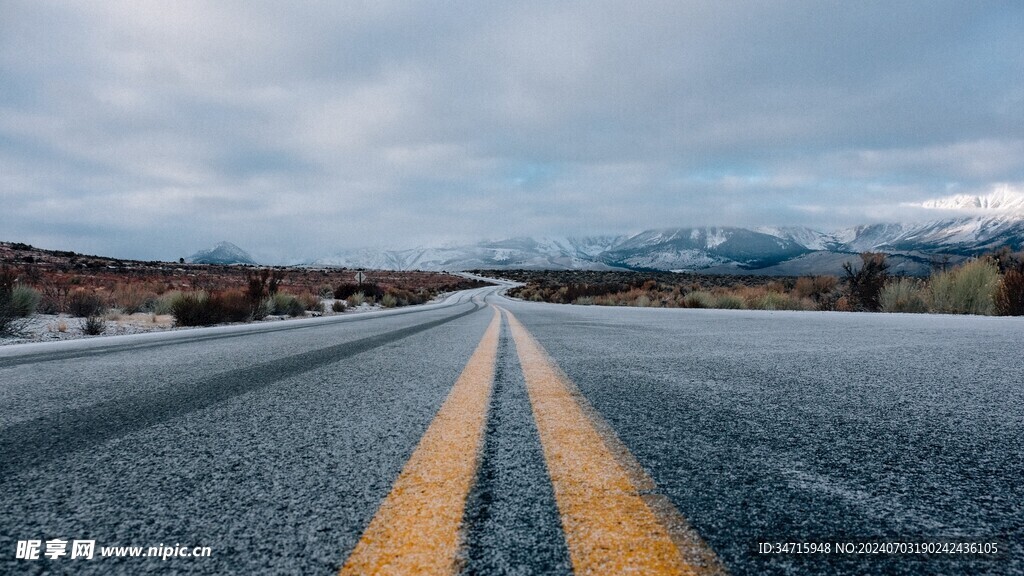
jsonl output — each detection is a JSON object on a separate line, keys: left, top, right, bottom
{"left": 493, "top": 247, "right": 1024, "bottom": 316}
{"left": 0, "top": 242, "right": 491, "bottom": 335}
{"left": 1, "top": 266, "right": 41, "bottom": 336}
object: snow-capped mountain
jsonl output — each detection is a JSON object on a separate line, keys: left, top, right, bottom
{"left": 308, "top": 218, "right": 1022, "bottom": 273}
{"left": 913, "top": 185, "right": 1024, "bottom": 214}
{"left": 837, "top": 218, "right": 1024, "bottom": 254}
{"left": 187, "top": 241, "right": 256, "bottom": 265}
{"left": 755, "top": 226, "right": 844, "bottom": 251}
{"left": 598, "top": 227, "right": 810, "bottom": 271}
{"left": 304, "top": 188, "right": 1024, "bottom": 273}
{"left": 835, "top": 223, "right": 917, "bottom": 252}
{"left": 838, "top": 188, "right": 1024, "bottom": 253}
{"left": 313, "top": 236, "right": 627, "bottom": 271}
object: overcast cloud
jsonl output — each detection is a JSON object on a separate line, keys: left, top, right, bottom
{"left": 2, "top": 1, "right": 1023, "bottom": 261}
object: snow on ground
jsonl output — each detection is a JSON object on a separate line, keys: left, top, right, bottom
{"left": 1, "top": 313, "right": 176, "bottom": 344}
{"left": 0, "top": 296, "right": 453, "bottom": 347}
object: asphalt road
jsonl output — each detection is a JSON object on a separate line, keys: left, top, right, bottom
{"left": 1, "top": 285, "right": 1021, "bottom": 575}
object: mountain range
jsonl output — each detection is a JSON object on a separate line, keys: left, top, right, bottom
{"left": 194, "top": 189, "right": 1024, "bottom": 275}
{"left": 303, "top": 190, "right": 1023, "bottom": 275}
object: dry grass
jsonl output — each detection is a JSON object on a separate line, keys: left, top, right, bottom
{"left": 880, "top": 278, "right": 929, "bottom": 313}
{"left": 501, "top": 252, "right": 1024, "bottom": 316}
{"left": 929, "top": 258, "right": 1000, "bottom": 315}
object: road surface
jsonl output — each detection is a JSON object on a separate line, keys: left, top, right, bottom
{"left": 1, "top": 285, "right": 1021, "bottom": 575}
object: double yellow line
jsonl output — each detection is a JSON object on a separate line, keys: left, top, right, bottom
{"left": 340, "top": 306, "right": 724, "bottom": 575}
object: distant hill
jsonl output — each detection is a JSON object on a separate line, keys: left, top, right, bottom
{"left": 187, "top": 241, "right": 256, "bottom": 265}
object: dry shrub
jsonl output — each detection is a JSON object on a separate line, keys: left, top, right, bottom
{"left": 843, "top": 253, "right": 889, "bottom": 311}
{"left": 738, "top": 286, "right": 769, "bottom": 308}
{"left": 336, "top": 282, "right": 384, "bottom": 301}
{"left": 68, "top": 290, "right": 106, "bottom": 317}
{"left": 795, "top": 275, "right": 838, "bottom": 300}
{"left": 153, "top": 290, "right": 182, "bottom": 315}
{"left": 213, "top": 289, "right": 253, "bottom": 323}
{"left": 111, "top": 283, "right": 156, "bottom": 314}
{"left": 10, "top": 285, "right": 40, "bottom": 317}
{"left": 271, "top": 292, "right": 306, "bottom": 317}
{"left": 385, "top": 288, "right": 425, "bottom": 306}
{"left": 879, "top": 278, "right": 928, "bottom": 313}
{"left": 929, "top": 258, "right": 999, "bottom": 315}
{"left": 296, "top": 292, "right": 322, "bottom": 312}
{"left": 169, "top": 290, "right": 253, "bottom": 326}
{"left": 748, "top": 292, "right": 810, "bottom": 311}
{"left": 39, "top": 281, "right": 71, "bottom": 314}
{"left": 633, "top": 294, "right": 651, "bottom": 307}
{"left": 714, "top": 294, "right": 745, "bottom": 309}
{"left": 995, "top": 269, "right": 1024, "bottom": 316}
{"left": 0, "top": 268, "right": 21, "bottom": 335}
{"left": 170, "top": 291, "right": 216, "bottom": 326}
{"left": 683, "top": 291, "right": 715, "bottom": 308}
{"left": 794, "top": 277, "right": 815, "bottom": 298}
{"left": 81, "top": 315, "right": 106, "bottom": 335}
{"left": 246, "top": 269, "right": 270, "bottom": 304}
{"left": 334, "top": 283, "right": 361, "bottom": 300}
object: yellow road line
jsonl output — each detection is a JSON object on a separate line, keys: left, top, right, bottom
{"left": 501, "top": 307, "right": 726, "bottom": 576}
{"left": 339, "top": 307, "right": 501, "bottom": 576}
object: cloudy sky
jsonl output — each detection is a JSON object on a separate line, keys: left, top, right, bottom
{"left": 2, "top": 1, "right": 1022, "bottom": 261}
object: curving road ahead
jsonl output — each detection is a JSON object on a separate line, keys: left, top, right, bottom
{"left": 1, "top": 284, "right": 1021, "bottom": 575}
